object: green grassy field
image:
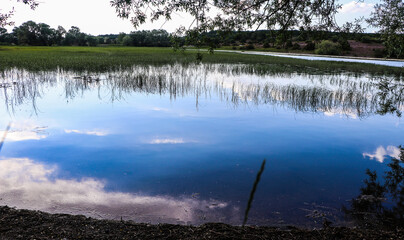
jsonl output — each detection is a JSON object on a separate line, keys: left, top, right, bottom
{"left": 0, "top": 46, "right": 402, "bottom": 76}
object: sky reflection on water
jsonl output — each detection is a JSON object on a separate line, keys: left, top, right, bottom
{"left": 0, "top": 64, "right": 402, "bottom": 227}
{"left": 0, "top": 157, "right": 236, "bottom": 224}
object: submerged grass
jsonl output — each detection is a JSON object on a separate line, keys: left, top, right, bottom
{"left": 0, "top": 46, "right": 402, "bottom": 76}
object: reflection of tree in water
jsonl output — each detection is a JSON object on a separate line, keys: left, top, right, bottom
{"left": 344, "top": 147, "right": 404, "bottom": 228}
{"left": 0, "top": 64, "right": 403, "bottom": 118}
{"left": 376, "top": 79, "right": 403, "bottom": 117}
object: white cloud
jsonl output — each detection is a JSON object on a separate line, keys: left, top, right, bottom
{"left": 363, "top": 146, "right": 401, "bottom": 163}
{"left": 65, "top": 129, "right": 108, "bottom": 136}
{"left": 0, "top": 121, "right": 48, "bottom": 142}
{"left": 340, "top": 1, "right": 375, "bottom": 14}
{"left": 0, "top": 158, "right": 236, "bottom": 224}
{"left": 323, "top": 108, "right": 358, "bottom": 119}
{"left": 0, "top": 131, "right": 47, "bottom": 142}
{"left": 152, "top": 107, "right": 170, "bottom": 112}
{"left": 148, "top": 138, "right": 188, "bottom": 144}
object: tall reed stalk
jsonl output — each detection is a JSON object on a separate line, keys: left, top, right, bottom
{"left": 0, "top": 123, "right": 11, "bottom": 152}
{"left": 243, "top": 159, "right": 266, "bottom": 226}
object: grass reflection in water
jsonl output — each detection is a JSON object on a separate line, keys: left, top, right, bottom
{"left": 0, "top": 64, "right": 402, "bottom": 118}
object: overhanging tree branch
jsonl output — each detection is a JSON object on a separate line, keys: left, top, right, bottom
{"left": 0, "top": 0, "right": 38, "bottom": 27}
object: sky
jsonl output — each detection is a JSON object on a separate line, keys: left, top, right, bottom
{"left": 2, "top": 0, "right": 380, "bottom": 35}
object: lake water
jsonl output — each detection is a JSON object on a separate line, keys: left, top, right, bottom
{"left": 219, "top": 50, "right": 404, "bottom": 67}
{"left": 0, "top": 64, "right": 402, "bottom": 227}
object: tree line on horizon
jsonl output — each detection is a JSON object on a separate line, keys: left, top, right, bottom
{"left": 0, "top": 20, "right": 383, "bottom": 48}
{"left": 0, "top": 21, "right": 172, "bottom": 47}
{"left": 0, "top": 20, "right": 396, "bottom": 58}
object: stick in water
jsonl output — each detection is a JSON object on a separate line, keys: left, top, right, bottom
{"left": 0, "top": 123, "right": 11, "bottom": 152}
{"left": 243, "top": 159, "right": 266, "bottom": 227}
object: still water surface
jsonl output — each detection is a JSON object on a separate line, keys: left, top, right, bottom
{"left": 0, "top": 64, "right": 402, "bottom": 227}
{"left": 219, "top": 50, "right": 404, "bottom": 67}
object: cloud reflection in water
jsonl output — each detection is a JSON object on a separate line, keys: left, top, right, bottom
{"left": 362, "top": 146, "right": 401, "bottom": 163}
{"left": 323, "top": 108, "right": 358, "bottom": 119}
{"left": 64, "top": 129, "right": 109, "bottom": 136}
{"left": 147, "top": 138, "right": 197, "bottom": 144}
{"left": 0, "top": 121, "right": 48, "bottom": 142}
{"left": 0, "top": 158, "right": 236, "bottom": 224}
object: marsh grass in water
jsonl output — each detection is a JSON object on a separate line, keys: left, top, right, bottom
{"left": 1, "top": 65, "right": 403, "bottom": 118}
{"left": 0, "top": 46, "right": 403, "bottom": 77}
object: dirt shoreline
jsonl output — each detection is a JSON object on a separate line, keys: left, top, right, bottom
{"left": 0, "top": 206, "right": 402, "bottom": 240}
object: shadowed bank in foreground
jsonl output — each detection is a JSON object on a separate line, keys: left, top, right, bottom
{"left": 0, "top": 206, "right": 403, "bottom": 240}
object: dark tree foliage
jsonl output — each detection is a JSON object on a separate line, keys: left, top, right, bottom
{"left": 63, "top": 26, "right": 87, "bottom": 46}
{"left": 120, "top": 30, "right": 171, "bottom": 47}
{"left": 344, "top": 146, "right": 404, "bottom": 228}
{"left": 12, "top": 21, "right": 46, "bottom": 46}
{"left": 110, "top": 0, "right": 341, "bottom": 32}
{"left": 85, "top": 35, "right": 98, "bottom": 47}
{"left": 110, "top": 0, "right": 402, "bottom": 58}
{"left": 55, "top": 26, "right": 67, "bottom": 45}
{"left": 0, "top": 19, "right": 385, "bottom": 52}
{"left": 376, "top": 78, "right": 403, "bottom": 118}
{"left": 12, "top": 21, "right": 64, "bottom": 46}
{"left": 337, "top": 37, "right": 351, "bottom": 51}
{"left": 0, "top": 21, "right": 173, "bottom": 47}
{"left": 315, "top": 40, "right": 341, "bottom": 55}
{"left": 117, "top": 32, "right": 127, "bottom": 44}
{"left": 110, "top": 0, "right": 341, "bottom": 48}
{"left": 1, "top": 21, "right": 99, "bottom": 46}
{"left": 303, "top": 41, "right": 315, "bottom": 51}
{"left": 368, "top": 0, "right": 404, "bottom": 58}
{"left": 0, "top": 27, "right": 16, "bottom": 44}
